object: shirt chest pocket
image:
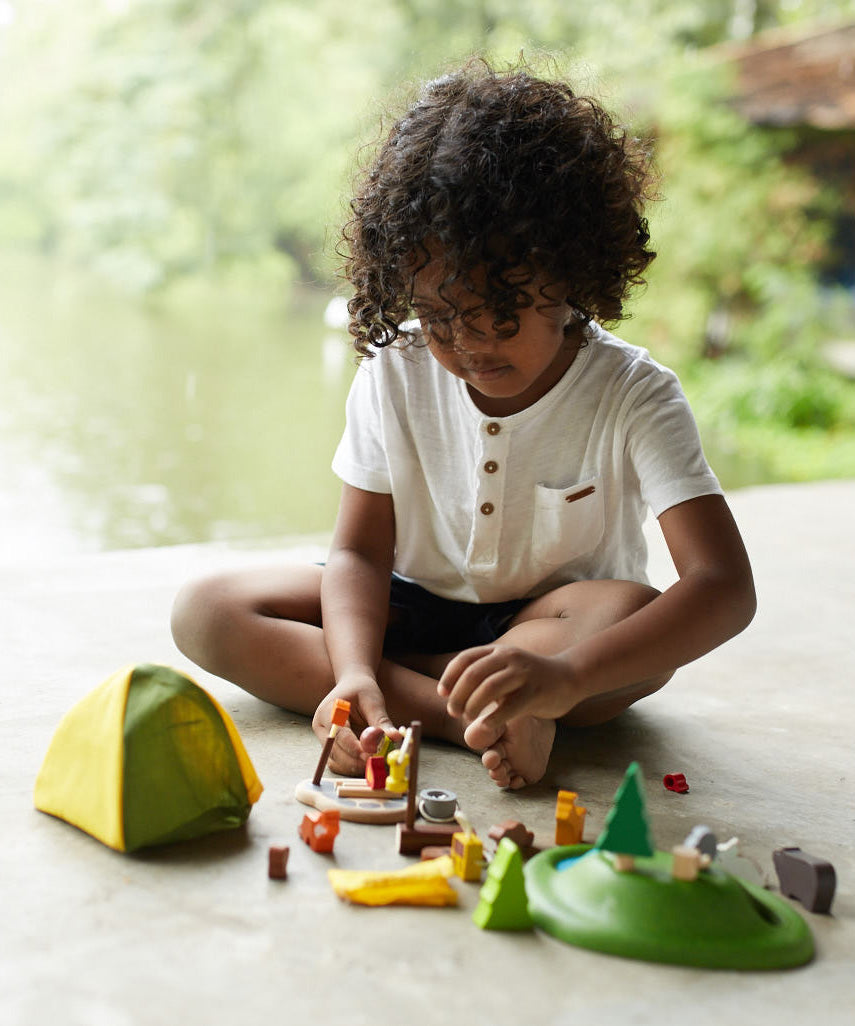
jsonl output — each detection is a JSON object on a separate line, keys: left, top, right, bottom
{"left": 531, "top": 477, "right": 604, "bottom": 566}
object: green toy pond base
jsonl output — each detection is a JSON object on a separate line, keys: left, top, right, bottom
{"left": 524, "top": 845, "right": 814, "bottom": 970}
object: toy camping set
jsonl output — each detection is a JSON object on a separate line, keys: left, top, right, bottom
{"left": 35, "top": 665, "right": 834, "bottom": 971}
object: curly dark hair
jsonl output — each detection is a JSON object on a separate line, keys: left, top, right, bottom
{"left": 341, "top": 58, "right": 656, "bottom": 357}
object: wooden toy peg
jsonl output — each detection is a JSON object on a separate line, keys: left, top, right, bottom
{"left": 312, "top": 698, "right": 351, "bottom": 786}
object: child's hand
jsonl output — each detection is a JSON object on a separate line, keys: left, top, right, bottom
{"left": 437, "top": 644, "right": 575, "bottom": 737}
{"left": 312, "top": 676, "right": 399, "bottom": 776}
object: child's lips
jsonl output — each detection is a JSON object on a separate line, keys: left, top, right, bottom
{"left": 465, "top": 363, "right": 511, "bottom": 381}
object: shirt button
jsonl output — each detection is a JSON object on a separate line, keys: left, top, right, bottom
{"left": 484, "top": 460, "right": 498, "bottom": 474}
{"left": 480, "top": 502, "right": 495, "bottom": 516}
{"left": 486, "top": 422, "right": 501, "bottom": 435}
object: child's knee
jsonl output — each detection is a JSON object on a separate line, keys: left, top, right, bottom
{"left": 610, "top": 581, "right": 661, "bottom": 620}
{"left": 570, "top": 579, "right": 661, "bottom": 630}
{"left": 170, "top": 572, "right": 241, "bottom": 661}
{"left": 520, "top": 578, "right": 661, "bottom": 633}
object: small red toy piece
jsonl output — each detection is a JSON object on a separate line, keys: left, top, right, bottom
{"left": 268, "top": 845, "right": 290, "bottom": 879}
{"left": 365, "top": 754, "right": 389, "bottom": 790}
{"left": 663, "top": 773, "right": 689, "bottom": 793}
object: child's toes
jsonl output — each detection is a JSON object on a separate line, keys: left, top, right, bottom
{"left": 482, "top": 746, "right": 512, "bottom": 788}
{"left": 481, "top": 744, "right": 505, "bottom": 771}
{"left": 463, "top": 712, "right": 503, "bottom": 751}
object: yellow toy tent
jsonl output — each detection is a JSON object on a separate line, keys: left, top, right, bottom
{"left": 34, "top": 664, "right": 262, "bottom": 852}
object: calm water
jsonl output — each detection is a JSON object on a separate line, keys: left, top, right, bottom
{"left": 0, "top": 254, "right": 353, "bottom": 561}
{"left": 0, "top": 253, "right": 771, "bottom": 563}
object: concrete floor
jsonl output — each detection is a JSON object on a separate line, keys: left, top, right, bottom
{"left": 2, "top": 482, "right": 853, "bottom": 1026}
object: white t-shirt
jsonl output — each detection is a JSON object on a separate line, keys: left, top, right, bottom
{"left": 332, "top": 323, "right": 722, "bottom": 603}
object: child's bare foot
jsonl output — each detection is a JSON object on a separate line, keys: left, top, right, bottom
{"left": 464, "top": 714, "right": 556, "bottom": 790}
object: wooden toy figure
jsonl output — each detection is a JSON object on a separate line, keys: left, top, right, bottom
{"left": 385, "top": 727, "right": 412, "bottom": 794}
{"left": 671, "top": 844, "right": 711, "bottom": 882}
{"left": 365, "top": 754, "right": 388, "bottom": 791}
{"left": 773, "top": 847, "right": 836, "bottom": 914}
{"left": 451, "top": 830, "right": 485, "bottom": 882}
{"left": 299, "top": 809, "right": 341, "bottom": 853}
{"left": 554, "top": 790, "right": 586, "bottom": 845}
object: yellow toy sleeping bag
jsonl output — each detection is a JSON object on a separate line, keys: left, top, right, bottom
{"left": 34, "top": 663, "right": 262, "bottom": 852}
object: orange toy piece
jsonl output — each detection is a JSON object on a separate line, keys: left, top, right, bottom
{"left": 299, "top": 809, "right": 341, "bottom": 853}
{"left": 330, "top": 699, "right": 351, "bottom": 727}
{"left": 555, "top": 790, "right": 587, "bottom": 846}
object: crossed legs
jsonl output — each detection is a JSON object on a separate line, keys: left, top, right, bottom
{"left": 170, "top": 565, "right": 670, "bottom": 788}
{"left": 170, "top": 564, "right": 462, "bottom": 745}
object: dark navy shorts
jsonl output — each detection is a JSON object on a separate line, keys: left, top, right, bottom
{"left": 383, "top": 574, "right": 530, "bottom": 655}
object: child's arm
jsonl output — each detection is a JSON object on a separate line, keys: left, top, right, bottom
{"left": 314, "top": 482, "right": 399, "bottom": 774}
{"left": 438, "top": 493, "right": 756, "bottom": 731}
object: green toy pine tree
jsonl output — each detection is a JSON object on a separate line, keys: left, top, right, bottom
{"left": 594, "top": 762, "right": 654, "bottom": 871}
{"left": 472, "top": 839, "right": 533, "bottom": 931}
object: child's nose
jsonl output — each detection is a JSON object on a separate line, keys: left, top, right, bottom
{"left": 452, "top": 327, "right": 498, "bottom": 354}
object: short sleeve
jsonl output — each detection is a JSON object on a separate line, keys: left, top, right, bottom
{"left": 623, "top": 367, "right": 722, "bottom": 517}
{"left": 331, "top": 359, "right": 393, "bottom": 494}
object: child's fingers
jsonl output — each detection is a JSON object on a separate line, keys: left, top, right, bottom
{"left": 359, "top": 724, "right": 399, "bottom": 754}
{"left": 443, "top": 649, "right": 520, "bottom": 719}
{"left": 328, "top": 726, "right": 366, "bottom": 776}
{"left": 437, "top": 645, "right": 495, "bottom": 707}
{"left": 468, "top": 690, "right": 528, "bottom": 738}
{"left": 461, "top": 666, "right": 523, "bottom": 722}
{"left": 467, "top": 658, "right": 565, "bottom": 732}
{"left": 359, "top": 725, "right": 382, "bottom": 754}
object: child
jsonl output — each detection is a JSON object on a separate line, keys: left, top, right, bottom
{"left": 171, "top": 60, "right": 756, "bottom": 790}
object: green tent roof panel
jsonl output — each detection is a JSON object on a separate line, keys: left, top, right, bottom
{"left": 35, "top": 664, "right": 263, "bottom": 852}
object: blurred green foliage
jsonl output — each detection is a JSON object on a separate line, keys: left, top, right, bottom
{"left": 1, "top": 0, "right": 855, "bottom": 481}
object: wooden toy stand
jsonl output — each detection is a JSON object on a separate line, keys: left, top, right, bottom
{"left": 294, "top": 776, "right": 407, "bottom": 825}
{"left": 294, "top": 720, "right": 458, "bottom": 839}
{"left": 395, "top": 722, "right": 458, "bottom": 854}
